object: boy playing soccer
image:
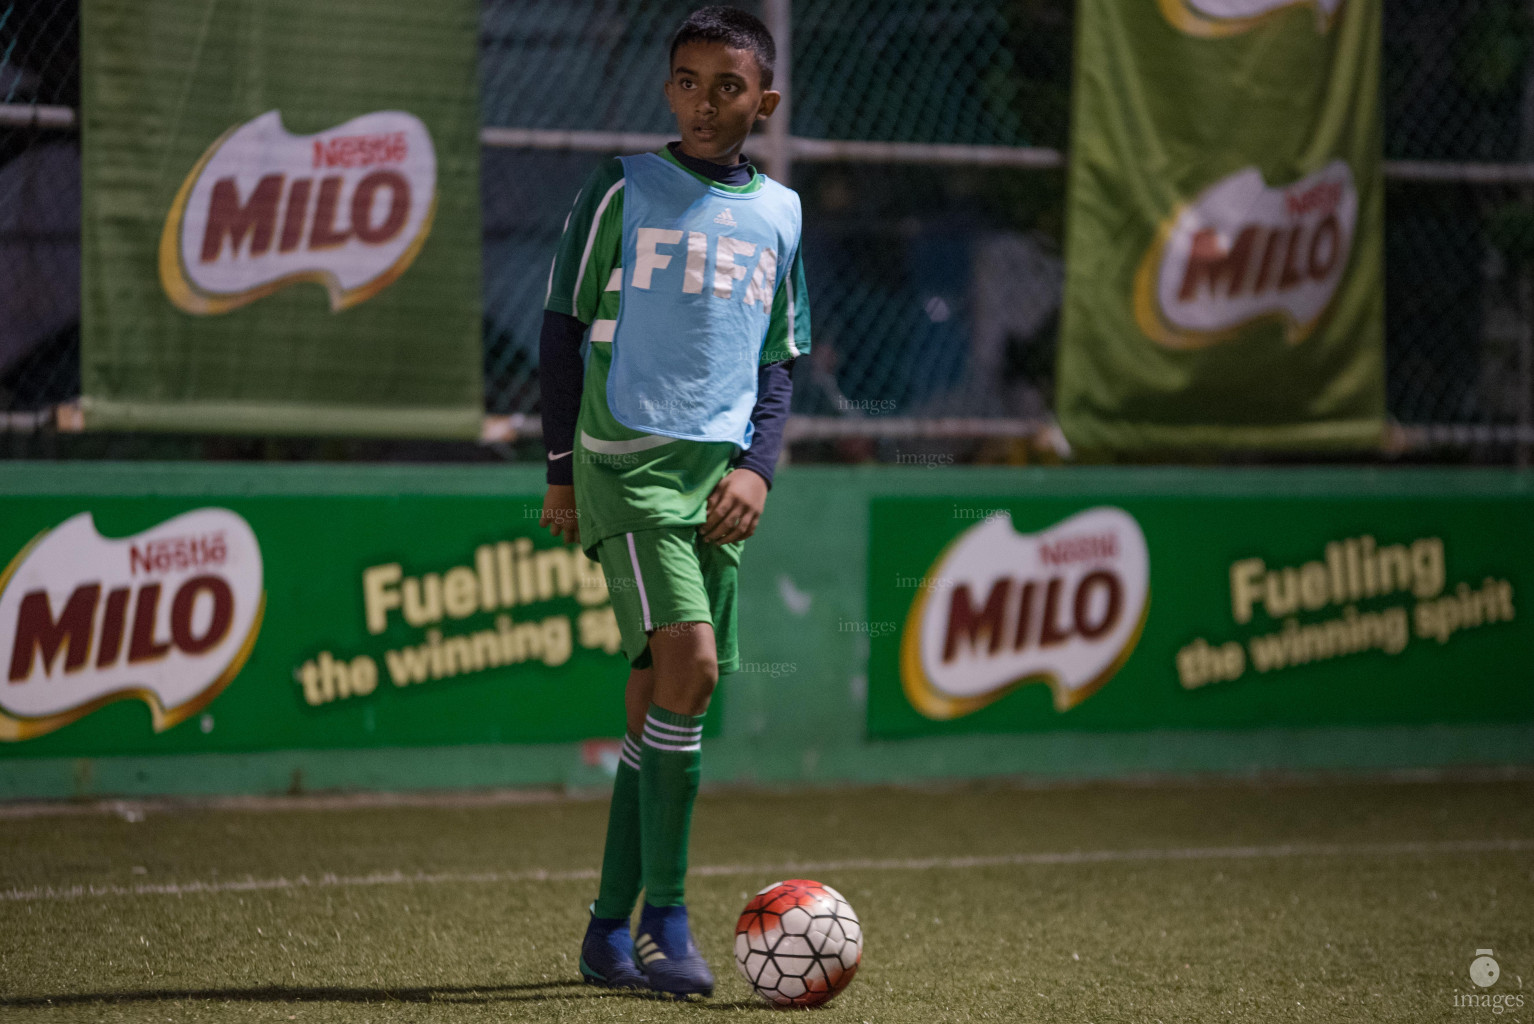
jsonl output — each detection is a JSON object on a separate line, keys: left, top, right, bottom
{"left": 537, "top": 6, "right": 809, "bottom": 999}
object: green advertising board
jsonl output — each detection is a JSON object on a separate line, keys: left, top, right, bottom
{"left": 1057, "top": 0, "right": 1385, "bottom": 450}
{"left": 81, "top": 0, "right": 482, "bottom": 438}
{"left": 0, "top": 484, "right": 695, "bottom": 757}
{"left": 869, "top": 493, "right": 1533, "bottom": 737}
{"left": 2, "top": 465, "right": 1531, "bottom": 798}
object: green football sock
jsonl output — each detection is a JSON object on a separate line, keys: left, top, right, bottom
{"left": 639, "top": 704, "right": 705, "bottom": 907}
{"left": 591, "top": 732, "right": 644, "bottom": 920}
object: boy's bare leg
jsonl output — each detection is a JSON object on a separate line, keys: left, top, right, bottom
{"left": 626, "top": 664, "right": 655, "bottom": 736}
{"left": 648, "top": 621, "right": 718, "bottom": 716}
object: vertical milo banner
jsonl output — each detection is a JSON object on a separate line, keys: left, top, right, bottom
{"left": 80, "top": 0, "right": 482, "bottom": 438}
{"left": 1057, "top": 0, "right": 1385, "bottom": 450}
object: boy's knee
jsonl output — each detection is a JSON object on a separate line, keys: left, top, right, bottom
{"left": 650, "top": 621, "right": 719, "bottom": 713}
{"left": 687, "top": 657, "right": 719, "bottom": 699}
{"left": 668, "top": 627, "right": 718, "bottom": 689}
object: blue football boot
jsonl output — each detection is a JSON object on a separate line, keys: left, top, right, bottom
{"left": 634, "top": 902, "right": 715, "bottom": 998}
{"left": 578, "top": 906, "right": 646, "bottom": 989}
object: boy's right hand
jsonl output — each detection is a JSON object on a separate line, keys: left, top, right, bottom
{"left": 540, "top": 485, "right": 580, "bottom": 545}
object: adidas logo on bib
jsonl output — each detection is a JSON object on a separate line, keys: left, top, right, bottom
{"left": 713, "top": 208, "right": 737, "bottom": 227}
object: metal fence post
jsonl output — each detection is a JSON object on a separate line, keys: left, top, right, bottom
{"left": 763, "top": 0, "right": 792, "bottom": 185}
{"left": 1520, "top": 0, "right": 1534, "bottom": 466}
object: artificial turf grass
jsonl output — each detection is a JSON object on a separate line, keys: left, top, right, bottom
{"left": 5, "top": 857, "right": 1529, "bottom": 1022}
{"left": 2, "top": 778, "right": 1532, "bottom": 1023}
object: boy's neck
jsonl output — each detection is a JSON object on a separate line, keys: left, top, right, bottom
{"left": 666, "top": 141, "right": 754, "bottom": 187}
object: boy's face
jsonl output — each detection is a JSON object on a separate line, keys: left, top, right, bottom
{"left": 664, "top": 41, "right": 780, "bottom": 165}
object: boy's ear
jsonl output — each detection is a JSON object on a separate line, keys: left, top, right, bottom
{"left": 757, "top": 90, "right": 782, "bottom": 121}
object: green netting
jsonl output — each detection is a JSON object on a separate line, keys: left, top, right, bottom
{"left": 4, "top": 0, "right": 1534, "bottom": 461}
{"left": 480, "top": 0, "right": 763, "bottom": 133}
{"left": 1, "top": 0, "right": 80, "bottom": 414}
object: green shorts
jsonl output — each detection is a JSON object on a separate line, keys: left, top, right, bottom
{"left": 595, "top": 526, "right": 742, "bottom": 674}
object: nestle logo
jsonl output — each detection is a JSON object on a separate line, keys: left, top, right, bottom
{"left": 312, "top": 131, "right": 408, "bottom": 170}
{"left": 1285, "top": 180, "right": 1343, "bottom": 218}
{"left": 1037, "top": 533, "right": 1118, "bottom": 567}
{"left": 129, "top": 533, "right": 228, "bottom": 577}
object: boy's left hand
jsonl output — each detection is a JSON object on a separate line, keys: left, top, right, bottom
{"left": 700, "top": 468, "right": 768, "bottom": 544}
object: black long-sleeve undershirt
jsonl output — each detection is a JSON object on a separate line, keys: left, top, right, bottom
{"left": 539, "top": 310, "right": 586, "bottom": 486}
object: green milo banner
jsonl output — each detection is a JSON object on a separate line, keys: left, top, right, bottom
{"left": 0, "top": 492, "right": 672, "bottom": 755}
{"left": 80, "top": 0, "right": 482, "bottom": 438}
{"left": 869, "top": 494, "right": 1531, "bottom": 737}
{"left": 1057, "top": 0, "right": 1385, "bottom": 450}
{"left": 0, "top": 466, "right": 1530, "bottom": 782}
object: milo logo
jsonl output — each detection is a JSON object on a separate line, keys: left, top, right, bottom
{"left": 0, "top": 510, "right": 265, "bottom": 740}
{"left": 1158, "top": 0, "right": 1343, "bottom": 37}
{"left": 1134, "top": 161, "right": 1358, "bottom": 349}
{"left": 159, "top": 110, "right": 437, "bottom": 314}
{"left": 900, "top": 508, "right": 1150, "bottom": 720}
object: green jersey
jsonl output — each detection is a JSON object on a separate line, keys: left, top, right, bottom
{"left": 544, "top": 149, "right": 811, "bottom": 551}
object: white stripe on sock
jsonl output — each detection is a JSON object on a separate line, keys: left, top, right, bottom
{"left": 641, "top": 735, "right": 702, "bottom": 751}
{"left": 641, "top": 732, "right": 701, "bottom": 753}
{"left": 643, "top": 716, "right": 702, "bottom": 739}
{"left": 642, "top": 729, "right": 701, "bottom": 747}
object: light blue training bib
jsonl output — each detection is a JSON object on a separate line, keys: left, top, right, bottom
{"left": 609, "top": 152, "right": 801, "bottom": 448}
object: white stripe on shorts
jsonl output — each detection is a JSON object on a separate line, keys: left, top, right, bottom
{"left": 625, "top": 533, "right": 652, "bottom": 631}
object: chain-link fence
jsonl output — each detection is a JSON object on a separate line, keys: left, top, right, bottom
{"left": 1384, "top": 0, "right": 1534, "bottom": 454}
{"left": 1, "top": 0, "right": 80, "bottom": 433}
{"left": 4, "top": 0, "right": 1534, "bottom": 461}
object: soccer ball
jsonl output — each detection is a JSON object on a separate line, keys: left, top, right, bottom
{"left": 733, "top": 879, "right": 862, "bottom": 1007}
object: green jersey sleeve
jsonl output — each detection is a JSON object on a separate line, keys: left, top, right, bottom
{"left": 760, "top": 243, "right": 811, "bottom": 364}
{"left": 544, "top": 159, "right": 626, "bottom": 324}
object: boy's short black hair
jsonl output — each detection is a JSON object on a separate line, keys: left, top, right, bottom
{"left": 670, "top": 6, "right": 776, "bottom": 89}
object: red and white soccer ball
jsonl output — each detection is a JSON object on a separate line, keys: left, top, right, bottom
{"left": 734, "top": 879, "right": 862, "bottom": 1008}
